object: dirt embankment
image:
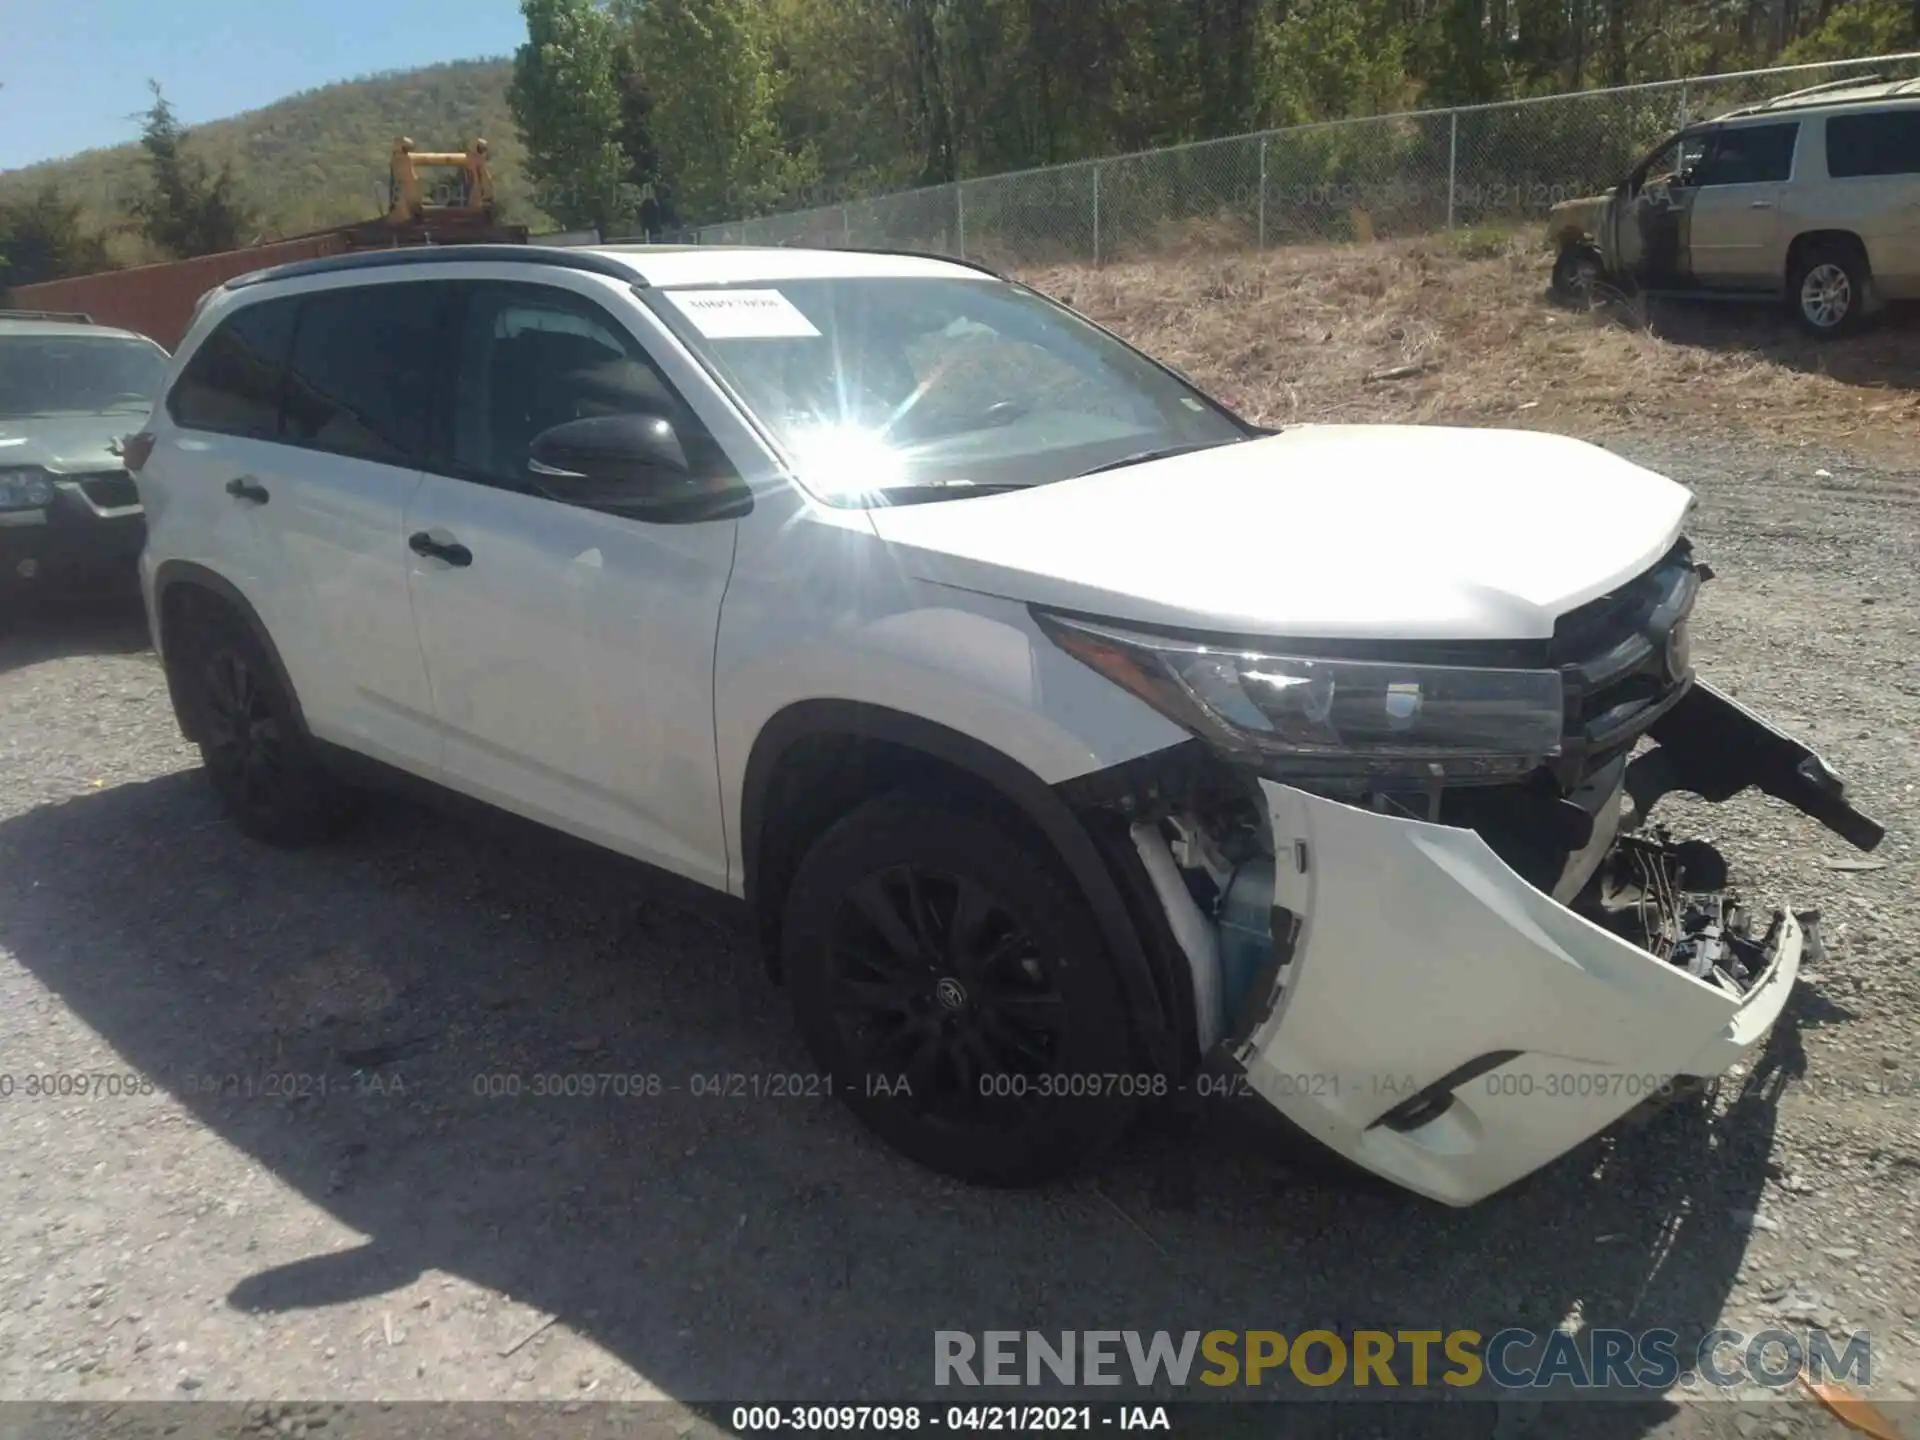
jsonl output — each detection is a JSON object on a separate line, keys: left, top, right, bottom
{"left": 1027, "top": 236, "right": 1920, "bottom": 462}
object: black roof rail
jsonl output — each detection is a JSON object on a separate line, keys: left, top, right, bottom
{"left": 842, "top": 246, "right": 1008, "bottom": 280}
{"left": 222, "top": 244, "right": 648, "bottom": 292}
{"left": 646, "top": 239, "right": 1008, "bottom": 281}
{"left": 217, "top": 240, "right": 1008, "bottom": 298}
{"left": 0, "top": 309, "right": 95, "bottom": 324}
{"left": 1763, "top": 73, "right": 1884, "bottom": 104}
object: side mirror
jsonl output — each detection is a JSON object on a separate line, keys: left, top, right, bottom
{"left": 525, "top": 413, "right": 747, "bottom": 521}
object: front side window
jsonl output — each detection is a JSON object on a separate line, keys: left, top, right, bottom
{"left": 1691, "top": 123, "right": 1798, "bottom": 186}
{"left": 0, "top": 333, "right": 168, "bottom": 421}
{"left": 1633, "top": 131, "right": 1710, "bottom": 191}
{"left": 282, "top": 283, "right": 451, "bottom": 465}
{"left": 168, "top": 298, "right": 299, "bottom": 439}
{"left": 642, "top": 276, "right": 1249, "bottom": 505}
{"left": 1828, "top": 110, "right": 1920, "bottom": 178}
{"left": 449, "top": 282, "right": 709, "bottom": 490}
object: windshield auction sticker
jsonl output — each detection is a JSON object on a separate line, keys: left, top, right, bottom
{"left": 664, "top": 288, "right": 821, "bottom": 339}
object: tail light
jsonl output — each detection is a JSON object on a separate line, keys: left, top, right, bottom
{"left": 122, "top": 431, "right": 156, "bottom": 473}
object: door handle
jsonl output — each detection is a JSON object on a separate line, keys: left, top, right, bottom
{"left": 1749, "top": 200, "right": 1775, "bottom": 209}
{"left": 225, "top": 476, "right": 270, "bottom": 504}
{"left": 408, "top": 530, "right": 473, "bottom": 567}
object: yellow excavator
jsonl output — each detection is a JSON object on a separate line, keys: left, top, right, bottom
{"left": 384, "top": 136, "right": 497, "bottom": 227}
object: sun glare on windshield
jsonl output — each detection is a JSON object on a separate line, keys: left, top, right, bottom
{"left": 786, "top": 420, "right": 909, "bottom": 500}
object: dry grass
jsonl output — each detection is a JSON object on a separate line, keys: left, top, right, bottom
{"left": 1023, "top": 235, "right": 1920, "bottom": 460}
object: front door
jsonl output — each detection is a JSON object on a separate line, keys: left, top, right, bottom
{"left": 1683, "top": 120, "right": 1799, "bottom": 288}
{"left": 403, "top": 278, "right": 740, "bottom": 890}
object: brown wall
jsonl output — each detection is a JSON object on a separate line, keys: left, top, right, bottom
{"left": 4, "top": 234, "right": 350, "bottom": 351}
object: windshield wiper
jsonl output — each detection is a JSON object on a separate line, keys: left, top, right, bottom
{"left": 1073, "top": 438, "right": 1242, "bottom": 477}
{"left": 854, "top": 480, "right": 1036, "bottom": 506}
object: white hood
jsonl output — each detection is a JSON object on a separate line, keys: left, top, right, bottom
{"left": 865, "top": 425, "right": 1694, "bottom": 641}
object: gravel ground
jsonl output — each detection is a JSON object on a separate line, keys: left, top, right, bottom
{"left": 0, "top": 431, "right": 1915, "bottom": 1439}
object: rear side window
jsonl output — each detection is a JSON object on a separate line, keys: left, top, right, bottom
{"left": 282, "top": 283, "right": 451, "bottom": 465}
{"left": 1828, "top": 110, "right": 1920, "bottom": 178}
{"left": 1693, "top": 123, "right": 1798, "bottom": 186}
{"left": 167, "top": 297, "right": 298, "bottom": 438}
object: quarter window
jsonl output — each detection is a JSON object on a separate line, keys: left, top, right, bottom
{"left": 1827, "top": 110, "right": 1920, "bottom": 178}
{"left": 167, "top": 297, "right": 299, "bottom": 439}
{"left": 282, "top": 283, "right": 451, "bottom": 465}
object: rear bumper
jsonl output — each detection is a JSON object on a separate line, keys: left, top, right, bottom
{"left": 1224, "top": 680, "right": 1875, "bottom": 1207}
{"left": 0, "top": 478, "right": 145, "bottom": 591}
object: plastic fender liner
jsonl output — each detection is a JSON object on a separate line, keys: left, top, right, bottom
{"left": 1642, "top": 680, "right": 1885, "bottom": 852}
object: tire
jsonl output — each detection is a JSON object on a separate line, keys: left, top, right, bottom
{"left": 1551, "top": 241, "right": 1605, "bottom": 305}
{"left": 782, "top": 791, "right": 1145, "bottom": 1186}
{"left": 175, "top": 602, "right": 357, "bottom": 845}
{"left": 1790, "top": 242, "right": 1867, "bottom": 338}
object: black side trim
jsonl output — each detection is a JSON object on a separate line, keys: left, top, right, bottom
{"left": 222, "top": 245, "right": 646, "bottom": 293}
{"left": 741, "top": 701, "right": 1174, "bottom": 1062}
{"left": 1370, "top": 1050, "right": 1524, "bottom": 1133}
{"left": 314, "top": 740, "right": 754, "bottom": 933}
{"left": 151, "top": 561, "right": 310, "bottom": 745}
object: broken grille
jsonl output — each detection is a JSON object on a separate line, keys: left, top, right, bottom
{"left": 73, "top": 472, "right": 141, "bottom": 510}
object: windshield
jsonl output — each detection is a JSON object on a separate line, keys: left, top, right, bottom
{"left": 642, "top": 276, "right": 1250, "bottom": 504}
{"left": 0, "top": 335, "right": 168, "bottom": 420}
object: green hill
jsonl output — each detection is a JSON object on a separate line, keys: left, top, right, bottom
{"left": 0, "top": 59, "right": 548, "bottom": 254}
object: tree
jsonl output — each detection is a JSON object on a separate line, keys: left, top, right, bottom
{"left": 612, "top": 32, "right": 674, "bottom": 230}
{"left": 624, "top": 0, "right": 820, "bottom": 224}
{"left": 0, "top": 183, "right": 114, "bottom": 291}
{"left": 1779, "top": 0, "right": 1915, "bottom": 56}
{"left": 129, "top": 83, "right": 255, "bottom": 258}
{"left": 510, "top": 0, "right": 639, "bottom": 232}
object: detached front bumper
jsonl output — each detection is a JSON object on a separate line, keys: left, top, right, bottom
{"left": 1225, "top": 681, "right": 1879, "bottom": 1207}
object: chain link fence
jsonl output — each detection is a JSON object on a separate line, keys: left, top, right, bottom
{"left": 688, "top": 52, "right": 1920, "bottom": 266}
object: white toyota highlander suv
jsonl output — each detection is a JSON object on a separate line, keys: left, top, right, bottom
{"left": 129, "top": 243, "right": 1882, "bottom": 1206}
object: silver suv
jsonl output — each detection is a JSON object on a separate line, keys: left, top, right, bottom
{"left": 1547, "top": 77, "right": 1920, "bottom": 334}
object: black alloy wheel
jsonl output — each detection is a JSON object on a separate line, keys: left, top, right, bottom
{"left": 827, "top": 864, "right": 1066, "bottom": 1120}
{"left": 179, "top": 604, "right": 355, "bottom": 845}
{"left": 783, "top": 792, "right": 1143, "bottom": 1186}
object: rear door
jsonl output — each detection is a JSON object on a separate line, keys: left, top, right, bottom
{"left": 150, "top": 296, "right": 302, "bottom": 644}
{"left": 263, "top": 279, "right": 452, "bottom": 773}
{"left": 1820, "top": 107, "right": 1920, "bottom": 297}
{"left": 401, "top": 277, "right": 741, "bottom": 890}
{"left": 1683, "top": 121, "right": 1799, "bottom": 288}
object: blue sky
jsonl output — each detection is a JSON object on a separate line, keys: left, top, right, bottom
{"left": 0, "top": 0, "right": 528, "bottom": 171}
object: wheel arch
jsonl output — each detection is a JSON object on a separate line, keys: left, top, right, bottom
{"left": 741, "top": 700, "right": 1187, "bottom": 1069}
{"left": 152, "top": 561, "right": 310, "bottom": 746}
{"left": 1786, "top": 228, "right": 1871, "bottom": 279}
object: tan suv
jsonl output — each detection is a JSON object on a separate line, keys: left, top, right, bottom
{"left": 1546, "top": 77, "right": 1920, "bottom": 335}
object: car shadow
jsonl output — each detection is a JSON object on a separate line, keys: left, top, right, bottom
{"left": 0, "top": 587, "right": 150, "bottom": 676}
{"left": 1597, "top": 291, "right": 1920, "bottom": 392}
{"left": 0, "top": 771, "right": 1797, "bottom": 1428}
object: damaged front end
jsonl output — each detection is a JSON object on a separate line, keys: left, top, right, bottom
{"left": 1046, "top": 545, "right": 1883, "bottom": 1206}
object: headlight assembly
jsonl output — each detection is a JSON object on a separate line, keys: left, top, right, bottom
{"left": 1037, "top": 612, "right": 1564, "bottom": 781}
{"left": 0, "top": 468, "right": 56, "bottom": 511}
